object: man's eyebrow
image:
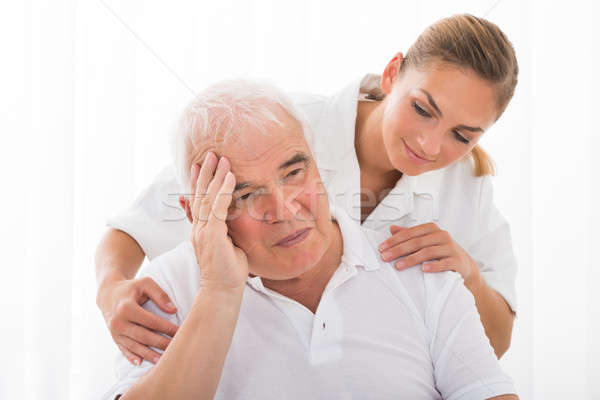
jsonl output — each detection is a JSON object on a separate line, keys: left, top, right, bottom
{"left": 278, "top": 152, "right": 310, "bottom": 170}
{"left": 419, "top": 89, "right": 443, "bottom": 117}
{"left": 234, "top": 181, "right": 253, "bottom": 192}
{"left": 233, "top": 153, "right": 311, "bottom": 192}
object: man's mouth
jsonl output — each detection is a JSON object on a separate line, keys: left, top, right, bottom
{"left": 275, "top": 228, "right": 312, "bottom": 247}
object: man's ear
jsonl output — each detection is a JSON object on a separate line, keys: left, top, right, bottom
{"left": 179, "top": 195, "right": 193, "bottom": 223}
{"left": 380, "top": 52, "right": 404, "bottom": 95}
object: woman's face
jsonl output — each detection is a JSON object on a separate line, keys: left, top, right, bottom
{"left": 380, "top": 57, "right": 499, "bottom": 176}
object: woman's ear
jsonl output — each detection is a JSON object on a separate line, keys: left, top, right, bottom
{"left": 380, "top": 52, "right": 404, "bottom": 94}
{"left": 179, "top": 195, "right": 193, "bottom": 223}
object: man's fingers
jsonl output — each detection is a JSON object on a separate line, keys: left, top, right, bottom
{"left": 139, "top": 278, "right": 177, "bottom": 314}
{"left": 198, "top": 157, "right": 230, "bottom": 224}
{"left": 191, "top": 151, "right": 218, "bottom": 223}
{"left": 117, "top": 343, "right": 142, "bottom": 366}
{"left": 124, "top": 323, "right": 172, "bottom": 352}
{"left": 118, "top": 335, "right": 163, "bottom": 364}
{"left": 210, "top": 171, "right": 236, "bottom": 224}
{"left": 132, "top": 307, "right": 179, "bottom": 337}
{"left": 379, "top": 222, "right": 440, "bottom": 252}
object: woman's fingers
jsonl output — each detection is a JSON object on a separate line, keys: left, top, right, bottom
{"left": 421, "top": 258, "right": 457, "bottom": 273}
{"left": 124, "top": 322, "right": 172, "bottom": 352}
{"left": 117, "top": 344, "right": 142, "bottom": 366}
{"left": 393, "top": 244, "right": 450, "bottom": 270}
{"left": 379, "top": 222, "right": 440, "bottom": 252}
{"left": 137, "top": 277, "right": 177, "bottom": 315}
{"left": 118, "top": 334, "right": 163, "bottom": 364}
{"left": 131, "top": 306, "right": 179, "bottom": 338}
{"left": 380, "top": 230, "right": 448, "bottom": 262}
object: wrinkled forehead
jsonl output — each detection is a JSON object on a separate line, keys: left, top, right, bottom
{"left": 191, "top": 109, "right": 311, "bottom": 178}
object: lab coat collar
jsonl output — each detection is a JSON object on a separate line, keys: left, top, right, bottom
{"left": 315, "top": 75, "right": 444, "bottom": 227}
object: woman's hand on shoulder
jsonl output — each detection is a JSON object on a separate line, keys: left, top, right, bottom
{"left": 96, "top": 276, "right": 179, "bottom": 366}
{"left": 378, "top": 223, "right": 482, "bottom": 288}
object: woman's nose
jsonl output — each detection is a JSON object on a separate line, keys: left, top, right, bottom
{"left": 416, "top": 131, "right": 442, "bottom": 158}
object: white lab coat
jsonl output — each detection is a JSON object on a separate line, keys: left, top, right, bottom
{"left": 107, "top": 75, "right": 518, "bottom": 312}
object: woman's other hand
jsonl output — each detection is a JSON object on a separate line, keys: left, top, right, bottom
{"left": 378, "top": 223, "right": 482, "bottom": 289}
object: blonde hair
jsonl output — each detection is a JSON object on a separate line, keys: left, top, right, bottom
{"left": 402, "top": 14, "right": 518, "bottom": 176}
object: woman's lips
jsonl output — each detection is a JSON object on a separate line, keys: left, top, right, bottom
{"left": 402, "top": 139, "right": 433, "bottom": 164}
{"left": 275, "top": 228, "right": 311, "bottom": 248}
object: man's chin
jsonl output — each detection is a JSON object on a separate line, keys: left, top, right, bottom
{"left": 250, "top": 259, "right": 318, "bottom": 282}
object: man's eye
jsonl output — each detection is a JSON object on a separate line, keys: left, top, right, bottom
{"left": 239, "top": 192, "right": 252, "bottom": 200}
{"left": 413, "top": 101, "right": 431, "bottom": 118}
{"left": 287, "top": 168, "right": 302, "bottom": 178}
{"left": 453, "top": 130, "right": 470, "bottom": 144}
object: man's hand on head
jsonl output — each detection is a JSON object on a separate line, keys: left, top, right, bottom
{"left": 186, "top": 152, "right": 249, "bottom": 293}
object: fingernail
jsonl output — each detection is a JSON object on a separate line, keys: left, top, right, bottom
{"left": 379, "top": 244, "right": 386, "bottom": 252}
{"left": 382, "top": 251, "right": 392, "bottom": 261}
{"left": 395, "top": 260, "right": 405, "bottom": 268}
{"left": 133, "top": 358, "right": 140, "bottom": 366}
{"left": 167, "top": 302, "right": 176, "bottom": 310}
{"left": 153, "top": 356, "right": 161, "bottom": 363}
{"left": 422, "top": 264, "right": 431, "bottom": 272}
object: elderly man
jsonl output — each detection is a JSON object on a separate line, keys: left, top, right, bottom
{"left": 103, "top": 80, "right": 518, "bottom": 400}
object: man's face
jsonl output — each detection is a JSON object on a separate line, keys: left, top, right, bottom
{"left": 191, "top": 107, "right": 334, "bottom": 280}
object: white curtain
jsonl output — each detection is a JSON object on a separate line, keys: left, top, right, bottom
{"left": 1, "top": 0, "right": 598, "bottom": 398}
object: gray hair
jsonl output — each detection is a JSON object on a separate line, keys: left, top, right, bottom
{"left": 171, "top": 79, "right": 314, "bottom": 192}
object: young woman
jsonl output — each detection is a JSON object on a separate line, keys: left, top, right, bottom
{"left": 96, "top": 13, "right": 519, "bottom": 366}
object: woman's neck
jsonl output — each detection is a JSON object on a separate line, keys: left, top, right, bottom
{"left": 355, "top": 99, "right": 403, "bottom": 218}
{"left": 355, "top": 100, "right": 397, "bottom": 178}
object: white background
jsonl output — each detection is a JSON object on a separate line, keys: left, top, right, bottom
{"left": 1, "top": 0, "right": 598, "bottom": 398}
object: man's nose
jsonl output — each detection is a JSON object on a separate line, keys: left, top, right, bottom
{"left": 262, "top": 186, "right": 301, "bottom": 224}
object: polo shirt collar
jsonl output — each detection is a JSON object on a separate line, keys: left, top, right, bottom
{"left": 246, "top": 205, "right": 383, "bottom": 293}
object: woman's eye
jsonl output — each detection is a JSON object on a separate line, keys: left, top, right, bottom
{"left": 239, "top": 192, "right": 252, "bottom": 200}
{"left": 453, "top": 130, "right": 470, "bottom": 144}
{"left": 413, "top": 101, "right": 431, "bottom": 118}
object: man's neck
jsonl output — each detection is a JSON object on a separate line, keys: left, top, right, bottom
{"left": 262, "top": 220, "right": 343, "bottom": 314}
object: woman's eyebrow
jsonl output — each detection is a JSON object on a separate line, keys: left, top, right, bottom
{"left": 419, "top": 89, "right": 443, "bottom": 117}
{"left": 455, "top": 124, "right": 483, "bottom": 132}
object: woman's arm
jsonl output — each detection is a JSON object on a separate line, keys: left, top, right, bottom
{"left": 464, "top": 262, "right": 514, "bottom": 358}
{"left": 96, "top": 228, "right": 179, "bottom": 365}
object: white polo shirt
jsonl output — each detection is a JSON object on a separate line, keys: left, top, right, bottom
{"left": 107, "top": 75, "right": 518, "bottom": 312}
{"left": 103, "top": 207, "right": 516, "bottom": 400}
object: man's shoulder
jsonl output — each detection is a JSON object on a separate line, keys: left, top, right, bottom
{"left": 138, "top": 241, "right": 201, "bottom": 310}
{"left": 360, "top": 227, "right": 464, "bottom": 318}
